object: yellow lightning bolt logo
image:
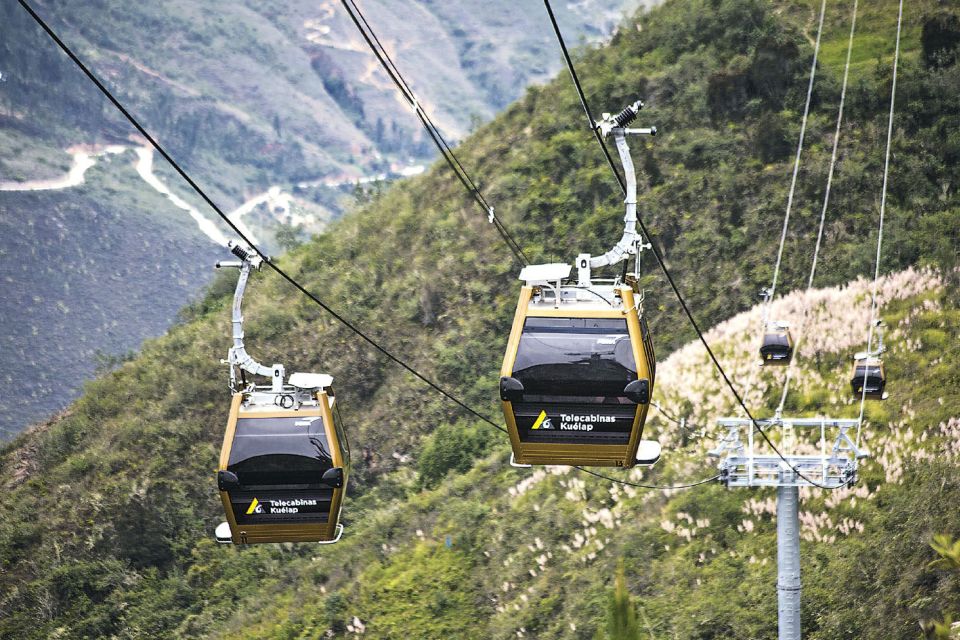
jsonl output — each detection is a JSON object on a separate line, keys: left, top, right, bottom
{"left": 245, "top": 497, "right": 260, "bottom": 515}
{"left": 531, "top": 410, "right": 549, "bottom": 430}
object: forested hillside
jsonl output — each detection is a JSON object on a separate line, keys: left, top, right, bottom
{"left": 0, "top": 0, "right": 653, "bottom": 437}
{"left": 1, "top": 0, "right": 959, "bottom": 637}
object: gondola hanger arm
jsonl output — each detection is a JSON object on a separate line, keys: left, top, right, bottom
{"left": 587, "top": 101, "right": 657, "bottom": 272}
{"left": 215, "top": 241, "right": 285, "bottom": 392}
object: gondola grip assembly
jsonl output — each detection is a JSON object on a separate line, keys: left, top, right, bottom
{"left": 216, "top": 241, "right": 284, "bottom": 393}
{"left": 590, "top": 101, "right": 657, "bottom": 272}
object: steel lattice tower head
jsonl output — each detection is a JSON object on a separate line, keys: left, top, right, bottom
{"left": 709, "top": 417, "right": 869, "bottom": 640}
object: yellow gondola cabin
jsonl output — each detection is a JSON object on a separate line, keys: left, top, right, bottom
{"left": 213, "top": 242, "right": 349, "bottom": 545}
{"left": 500, "top": 264, "right": 656, "bottom": 467}
{"left": 216, "top": 375, "right": 349, "bottom": 544}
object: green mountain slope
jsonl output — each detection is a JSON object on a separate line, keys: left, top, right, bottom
{"left": 1, "top": 0, "right": 959, "bottom": 637}
{"left": 0, "top": 0, "right": 651, "bottom": 438}
{"left": 204, "top": 268, "right": 959, "bottom": 640}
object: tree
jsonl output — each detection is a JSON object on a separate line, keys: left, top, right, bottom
{"left": 416, "top": 420, "right": 489, "bottom": 489}
{"left": 273, "top": 222, "right": 305, "bottom": 252}
{"left": 922, "top": 12, "right": 960, "bottom": 69}
{"left": 594, "top": 560, "right": 650, "bottom": 640}
{"left": 920, "top": 535, "right": 960, "bottom": 639}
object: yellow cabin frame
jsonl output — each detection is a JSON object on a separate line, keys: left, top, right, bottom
{"left": 500, "top": 284, "right": 655, "bottom": 467}
{"left": 217, "top": 391, "right": 346, "bottom": 544}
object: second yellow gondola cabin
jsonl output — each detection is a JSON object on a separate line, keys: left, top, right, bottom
{"left": 213, "top": 242, "right": 349, "bottom": 545}
{"left": 498, "top": 100, "right": 661, "bottom": 468}
{"left": 500, "top": 263, "right": 656, "bottom": 467}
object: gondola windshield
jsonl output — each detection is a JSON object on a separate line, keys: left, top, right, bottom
{"left": 228, "top": 416, "right": 333, "bottom": 485}
{"left": 509, "top": 317, "right": 643, "bottom": 446}
{"left": 513, "top": 317, "right": 637, "bottom": 399}
{"left": 853, "top": 362, "right": 882, "bottom": 383}
{"left": 225, "top": 415, "right": 336, "bottom": 526}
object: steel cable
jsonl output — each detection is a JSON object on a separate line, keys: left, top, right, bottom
{"left": 856, "top": 0, "right": 904, "bottom": 447}
{"left": 338, "top": 0, "right": 530, "bottom": 267}
{"left": 764, "top": 0, "right": 828, "bottom": 319}
{"left": 776, "top": 0, "right": 859, "bottom": 415}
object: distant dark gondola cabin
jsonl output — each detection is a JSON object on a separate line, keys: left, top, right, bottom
{"left": 216, "top": 378, "right": 349, "bottom": 544}
{"left": 850, "top": 355, "right": 886, "bottom": 400}
{"left": 500, "top": 265, "right": 655, "bottom": 467}
{"left": 760, "top": 323, "right": 793, "bottom": 365}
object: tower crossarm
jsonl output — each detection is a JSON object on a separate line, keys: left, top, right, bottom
{"left": 711, "top": 417, "right": 864, "bottom": 489}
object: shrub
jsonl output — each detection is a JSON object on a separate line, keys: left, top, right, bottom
{"left": 416, "top": 420, "right": 490, "bottom": 489}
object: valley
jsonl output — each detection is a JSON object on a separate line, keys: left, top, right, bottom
{"left": 0, "top": 0, "right": 655, "bottom": 437}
